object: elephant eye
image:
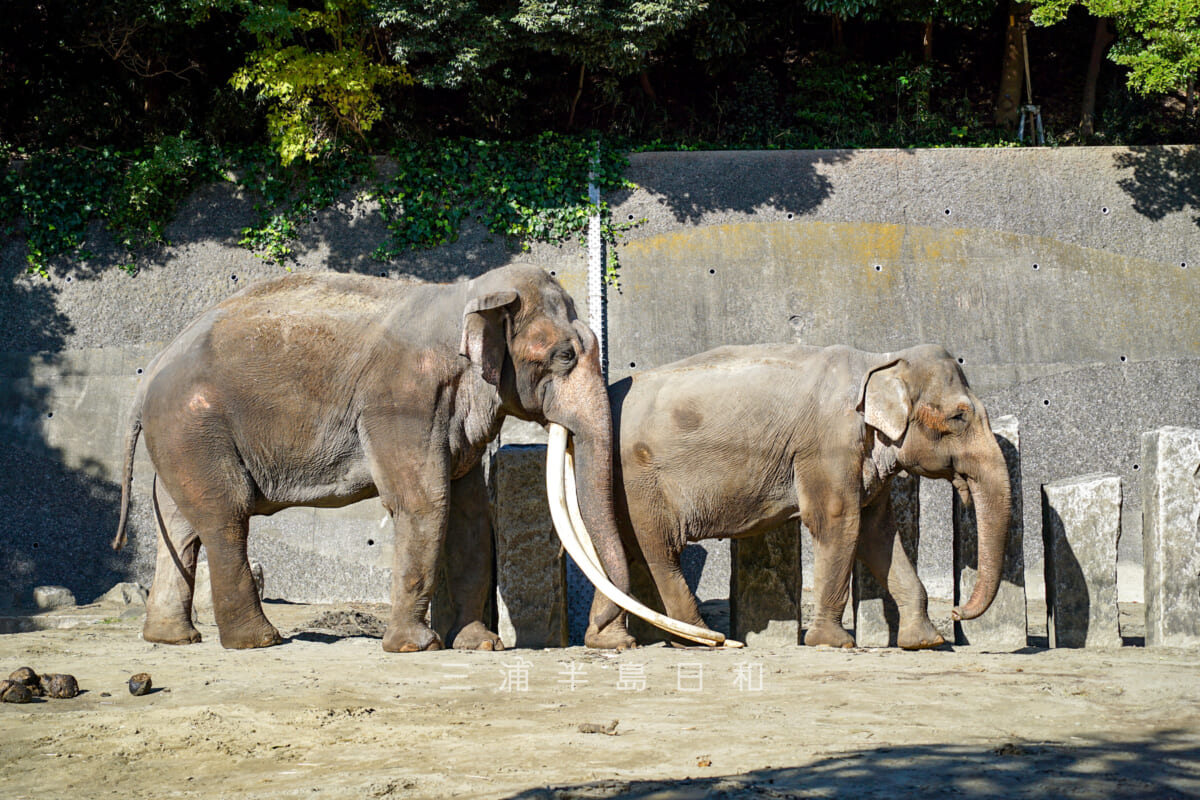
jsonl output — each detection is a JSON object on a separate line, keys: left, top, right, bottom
{"left": 553, "top": 346, "right": 577, "bottom": 367}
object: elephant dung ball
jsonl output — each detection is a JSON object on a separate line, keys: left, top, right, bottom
{"left": 0, "top": 680, "right": 33, "bottom": 704}
{"left": 8, "top": 667, "right": 43, "bottom": 697}
{"left": 41, "top": 673, "right": 79, "bottom": 699}
{"left": 128, "top": 673, "right": 153, "bottom": 696}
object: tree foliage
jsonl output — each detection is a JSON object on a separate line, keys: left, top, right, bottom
{"left": 1030, "top": 0, "right": 1200, "bottom": 96}
{"left": 2, "top": 0, "right": 1197, "bottom": 280}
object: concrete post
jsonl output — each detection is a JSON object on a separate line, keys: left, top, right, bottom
{"left": 730, "top": 522, "right": 801, "bottom": 645}
{"left": 954, "top": 415, "right": 1027, "bottom": 649}
{"left": 1140, "top": 427, "right": 1200, "bottom": 647}
{"left": 491, "top": 445, "right": 569, "bottom": 648}
{"left": 1041, "top": 474, "right": 1122, "bottom": 648}
{"left": 854, "top": 472, "right": 920, "bottom": 647}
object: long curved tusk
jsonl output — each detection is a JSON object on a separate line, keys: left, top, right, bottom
{"left": 561, "top": 444, "right": 604, "bottom": 573}
{"left": 546, "top": 423, "right": 741, "bottom": 648}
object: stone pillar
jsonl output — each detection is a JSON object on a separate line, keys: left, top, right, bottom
{"left": 1140, "top": 427, "right": 1200, "bottom": 647}
{"left": 730, "top": 522, "right": 801, "bottom": 645}
{"left": 491, "top": 445, "right": 568, "bottom": 648}
{"left": 1041, "top": 474, "right": 1122, "bottom": 648}
{"left": 954, "top": 415, "right": 1027, "bottom": 649}
{"left": 854, "top": 472, "right": 920, "bottom": 647}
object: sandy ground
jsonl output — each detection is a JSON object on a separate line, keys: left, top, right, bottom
{"left": 1, "top": 600, "right": 1198, "bottom": 800}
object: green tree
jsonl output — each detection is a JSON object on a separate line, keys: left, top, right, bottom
{"left": 1031, "top": 0, "right": 1200, "bottom": 105}
{"left": 374, "top": 1, "right": 706, "bottom": 126}
{"left": 195, "top": 0, "right": 413, "bottom": 163}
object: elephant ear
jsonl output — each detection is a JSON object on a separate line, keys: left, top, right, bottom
{"left": 460, "top": 290, "right": 519, "bottom": 386}
{"left": 858, "top": 359, "right": 911, "bottom": 443}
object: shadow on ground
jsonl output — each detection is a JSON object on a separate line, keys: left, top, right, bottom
{"left": 506, "top": 728, "right": 1200, "bottom": 799}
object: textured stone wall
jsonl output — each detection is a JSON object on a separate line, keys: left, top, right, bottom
{"left": 3, "top": 148, "right": 1198, "bottom": 648}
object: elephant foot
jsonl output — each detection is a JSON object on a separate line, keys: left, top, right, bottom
{"left": 898, "top": 618, "right": 946, "bottom": 650}
{"left": 383, "top": 622, "right": 444, "bottom": 653}
{"left": 142, "top": 617, "right": 203, "bottom": 646}
{"left": 804, "top": 621, "right": 856, "bottom": 649}
{"left": 585, "top": 622, "right": 637, "bottom": 651}
{"left": 217, "top": 620, "right": 283, "bottom": 650}
{"left": 451, "top": 621, "right": 505, "bottom": 651}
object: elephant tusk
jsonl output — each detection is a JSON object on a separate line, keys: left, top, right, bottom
{"left": 562, "top": 443, "right": 605, "bottom": 575}
{"left": 546, "top": 423, "right": 740, "bottom": 648}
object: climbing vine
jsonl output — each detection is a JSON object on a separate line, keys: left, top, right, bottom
{"left": 3, "top": 134, "right": 637, "bottom": 282}
{"left": 1, "top": 135, "right": 219, "bottom": 277}
{"left": 369, "top": 134, "right": 634, "bottom": 281}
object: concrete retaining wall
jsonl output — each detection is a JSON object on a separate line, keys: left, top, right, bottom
{"left": 3, "top": 147, "right": 1198, "bottom": 645}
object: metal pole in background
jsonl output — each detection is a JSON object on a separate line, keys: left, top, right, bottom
{"left": 586, "top": 142, "right": 608, "bottom": 382}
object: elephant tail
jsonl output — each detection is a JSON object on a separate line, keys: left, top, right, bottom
{"left": 111, "top": 378, "right": 147, "bottom": 551}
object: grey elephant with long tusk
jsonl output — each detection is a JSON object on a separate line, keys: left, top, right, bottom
{"left": 586, "top": 343, "right": 1012, "bottom": 650}
{"left": 113, "top": 264, "right": 652, "bottom": 653}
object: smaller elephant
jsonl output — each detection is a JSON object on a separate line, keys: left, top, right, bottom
{"left": 591, "top": 343, "right": 1012, "bottom": 649}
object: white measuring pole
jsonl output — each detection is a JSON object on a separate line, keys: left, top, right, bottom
{"left": 586, "top": 143, "right": 607, "bottom": 381}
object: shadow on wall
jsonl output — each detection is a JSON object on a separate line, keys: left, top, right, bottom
{"left": 612, "top": 150, "right": 855, "bottom": 223}
{"left": 1115, "top": 147, "right": 1200, "bottom": 229}
{"left": 504, "top": 729, "right": 1200, "bottom": 799}
{"left": 1, "top": 173, "right": 526, "bottom": 606}
{"left": 0, "top": 246, "right": 125, "bottom": 609}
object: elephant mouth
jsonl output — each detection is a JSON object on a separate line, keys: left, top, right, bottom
{"left": 544, "top": 423, "right": 740, "bottom": 648}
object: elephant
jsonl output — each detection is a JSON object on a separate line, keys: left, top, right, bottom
{"left": 589, "top": 343, "right": 1012, "bottom": 650}
{"left": 112, "top": 264, "right": 635, "bottom": 652}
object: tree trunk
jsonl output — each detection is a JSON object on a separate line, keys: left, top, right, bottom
{"left": 922, "top": 19, "right": 934, "bottom": 62}
{"left": 1079, "top": 17, "right": 1114, "bottom": 137}
{"left": 639, "top": 70, "right": 658, "bottom": 104}
{"left": 995, "top": 1, "right": 1029, "bottom": 129}
{"left": 568, "top": 64, "right": 585, "bottom": 129}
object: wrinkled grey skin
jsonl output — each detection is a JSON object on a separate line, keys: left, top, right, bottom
{"left": 591, "top": 343, "right": 1011, "bottom": 649}
{"left": 114, "top": 265, "right": 629, "bottom": 652}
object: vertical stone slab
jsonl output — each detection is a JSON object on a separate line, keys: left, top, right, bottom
{"left": 492, "top": 445, "right": 568, "bottom": 648}
{"left": 1041, "top": 474, "right": 1122, "bottom": 648}
{"left": 854, "top": 472, "right": 920, "bottom": 647}
{"left": 1140, "top": 427, "right": 1200, "bottom": 647}
{"left": 730, "top": 522, "right": 801, "bottom": 645}
{"left": 954, "top": 415, "right": 1027, "bottom": 649}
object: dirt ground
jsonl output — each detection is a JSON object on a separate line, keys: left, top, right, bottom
{"left": 1, "top": 600, "right": 1198, "bottom": 800}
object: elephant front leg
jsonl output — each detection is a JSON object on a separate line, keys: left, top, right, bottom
{"left": 805, "top": 501, "right": 860, "bottom": 649}
{"left": 441, "top": 464, "right": 504, "bottom": 651}
{"left": 143, "top": 477, "right": 204, "bottom": 645}
{"left": 857, "top": 496, "right": 944, "bottom": 650}
{"left": 382, "top": 499, "right": 448, "bottom": 654}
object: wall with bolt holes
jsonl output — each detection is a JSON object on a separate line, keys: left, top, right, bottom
{"left": 602, "top": 147, "right": 1200, "bottom": 609}
{"left": 1, "top": 147, "right": 1197, "bottom": 628}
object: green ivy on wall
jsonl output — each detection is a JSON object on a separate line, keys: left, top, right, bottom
{"left": 3, "top": 134, "right": 636, "bottom": 282}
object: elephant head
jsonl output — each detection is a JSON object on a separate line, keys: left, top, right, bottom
{"left": 457, "top": 266, "right": 629, "bottom": 632}
{"left": 859, "top": 344, "right": 1012, "bottom": 622}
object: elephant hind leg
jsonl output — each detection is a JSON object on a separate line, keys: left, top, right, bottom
{"left": 143, "top": 476, "right": 203, "bottom": 645}
{"left": 159, "top": 473, "right": 280, "bottom": 650}
{"left": 197, "top": 509, "right": 281, "bottom": 650}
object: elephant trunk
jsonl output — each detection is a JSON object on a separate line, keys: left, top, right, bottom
{"left": 562, "top": 424, "right": 628, "bottom": 630}
{"left": 951, "top": 439, "right": 1013, "bottom": 622}
{"left": 542, "top": 333, "right": 629, "bottom": 632}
